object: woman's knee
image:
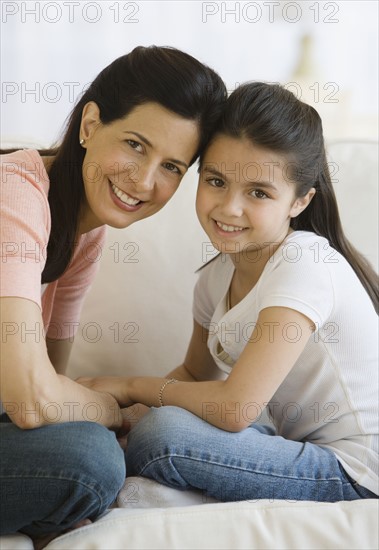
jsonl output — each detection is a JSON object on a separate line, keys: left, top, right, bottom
{"left": 57, "top": 422, "right": 126, "bottom": 494}
{"left": 0, "top": 422, "right": 126, "bottom": 536}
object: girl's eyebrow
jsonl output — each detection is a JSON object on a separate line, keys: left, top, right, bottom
{"left": 202, "top": 166, "right": 278, "bottom": 190}
{"left": 123, "top": 131, "right": 189, "bottom": 170}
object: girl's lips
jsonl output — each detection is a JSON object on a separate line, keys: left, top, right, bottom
{"left": 108, "top": 181, "right": 144, "bottom": 212}
{"left": 212, "top": 219, "right": 247, "bottom": 236}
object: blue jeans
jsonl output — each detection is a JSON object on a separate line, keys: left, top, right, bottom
{"left": 125, "top": 406, "right": 377, "bottom": 502}
{"left": 0, "top": 416, "right": 126, "bottom": 537}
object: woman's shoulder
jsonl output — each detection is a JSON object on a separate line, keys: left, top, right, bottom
{"left": 1, "top": 149, "right": 50, "bottom": 197}
{"left": 1, "top": 149, "right": 52, "bottom": 239}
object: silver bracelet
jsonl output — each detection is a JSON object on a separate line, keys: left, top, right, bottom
{"left": 158, "top": 378, "right": 178, "bottom": 407}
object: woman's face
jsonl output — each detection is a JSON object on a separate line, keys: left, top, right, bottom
{"left": 79, "top": 102, "right": 200, "bottom": 233}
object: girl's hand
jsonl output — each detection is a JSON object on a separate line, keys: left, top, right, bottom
{"left": 76, "top": 376, "right": 133, "bottom": 407}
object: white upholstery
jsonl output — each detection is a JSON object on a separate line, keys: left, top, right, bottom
{"left": 47, "top": 499, "right": 379, "bottom": 549}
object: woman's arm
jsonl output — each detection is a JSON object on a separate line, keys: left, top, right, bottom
{"left": 79, "top": 308, "right": 313, "bottom": 432}
{"left": 1, "top": 297, "right": 122, "bottom": 430}
{"left": 46, "top": 337, "right": 73, "bottom": 375}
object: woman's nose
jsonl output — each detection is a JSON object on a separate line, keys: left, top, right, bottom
{"left": 124, "top": 162, "right": 155, "bottom": 195}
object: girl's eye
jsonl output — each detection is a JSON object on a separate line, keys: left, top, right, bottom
{"left": 126, "top": 139, "right": 143, "bottom": 152}
{"left": 207, "top": 177, "right": 224, "bottom": 188}
{"left": 251, "top": 189, "right": 268, "bottom": 199}
{"left": 163, "top": 162, "right": 181, "bottom": 175}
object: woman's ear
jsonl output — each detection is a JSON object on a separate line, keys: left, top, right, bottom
{"left": 80, "top": 102, "right": 101, "bottom": 144}
{"left": 290, "top": 187, "right": 316, "bottom": 218}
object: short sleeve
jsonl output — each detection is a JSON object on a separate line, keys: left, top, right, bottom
{"left": 192, "top": 268, "right": 215, "bottom": 326}
{"left": 257, "top": 242, "right": 334, "bottom": 327}
{"left": 0, "top": 151, "right": 50, "bottom": 307}
{"left": 192, "top": 254, "right": 234, "bottom": 326}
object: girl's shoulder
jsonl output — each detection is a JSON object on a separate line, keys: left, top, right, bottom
{"left": 197, "top": 252, "right": 234, "bottom": 282}
{"left": 194, "top": 253, "right": 234, "bottom": 314}
{"left": 272, "top": 230, "right": 344, "bottom": 268}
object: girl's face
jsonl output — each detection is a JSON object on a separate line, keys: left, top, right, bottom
{"left": 79, "top": 102, "right": 200, "bottom": 233}
{"left": 196, "top": 134, "right": 313, "bottom": 258}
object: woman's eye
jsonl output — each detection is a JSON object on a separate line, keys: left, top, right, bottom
{"left": 251, "top": 189, "right": 268, "bottom": 199}
{"left": 126, "top": 140, "right": 143, "bottom": 152}
{"left": 163, "top": 162, "right": 181, "bottom": 175}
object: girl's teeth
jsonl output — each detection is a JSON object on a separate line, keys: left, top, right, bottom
{"left": 216, "top": 221, "right": 245, "bottom": 232}
{"left": 111, "top": 183, "right": 140, "bottom": 206}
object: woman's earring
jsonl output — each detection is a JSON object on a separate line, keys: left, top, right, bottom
{"left": 80, "top": 138, "right": 85, "bottom": 146}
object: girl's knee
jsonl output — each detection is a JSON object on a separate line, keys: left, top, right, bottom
{"left": 125, "top": 406, "right": 204, "bottom": 475}
{"left": 128, "top": 406, "right": 196, "bottom": 445}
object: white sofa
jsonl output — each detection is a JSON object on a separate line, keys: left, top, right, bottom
{"left": 1, "top": 141, "right": 378, "bottom": 549}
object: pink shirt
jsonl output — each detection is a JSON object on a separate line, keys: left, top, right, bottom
{"left": 1, "top": 149, "right": 106, "bottom": 339}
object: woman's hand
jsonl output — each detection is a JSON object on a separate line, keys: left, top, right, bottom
{"left": 116, "top": 404, "right": 151, "bottom": 449}
{"left": 76, "top": 376, "right": 133, "bottom": 407}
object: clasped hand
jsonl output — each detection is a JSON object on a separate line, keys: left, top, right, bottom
{"left": 76, "top": 375, "right": 132, "bottom": 407}
{"left": 76, "top": 376, "right": 150, "bottom": 445}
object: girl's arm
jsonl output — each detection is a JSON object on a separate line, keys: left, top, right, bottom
{"left": 1, "top": 297, "right": 122, "bottom": 430}
{"left": 167, "top": 320, "right": 225, "bottom": 381}
{"left": 79, "top": 308, "right": 312, "bottom": 432}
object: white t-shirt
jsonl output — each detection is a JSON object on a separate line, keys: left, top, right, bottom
{"left": 193, "top": 231, "right": 378, "bottom": 495}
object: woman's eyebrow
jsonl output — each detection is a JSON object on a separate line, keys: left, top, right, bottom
{"left": 124, "top": 131, "right": 189, "bottom": 169}
{"left": 124, "top": 130, "right": 152, "bottom": 147}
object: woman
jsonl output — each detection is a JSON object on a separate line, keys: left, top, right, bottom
{"left": 0, "top": 45, "right": 227, "bottom": 541}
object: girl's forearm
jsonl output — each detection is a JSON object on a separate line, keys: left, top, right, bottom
{"left": 166, "top": 364, "right": 198, "bottom": 381}
{"left": 128, "top": 377, "right": 247, "bottom": 432}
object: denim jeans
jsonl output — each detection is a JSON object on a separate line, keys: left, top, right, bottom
{"left": 125, "top": 406, "right": 377, "bottom": 503}
{"left": 0, "top": 416, "right": 126, "bottom": 537}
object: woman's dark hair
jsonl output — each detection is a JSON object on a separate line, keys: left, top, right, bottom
{"left": 200, "top": 82, "right": 378, "bottom": 312}
{"left": 3, "top": 46, "right": 226, "bottom": 283}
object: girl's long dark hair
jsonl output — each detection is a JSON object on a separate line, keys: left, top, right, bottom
{"left": 3, "top": 46, "right": 227, "bottom": 283}
{"left": 200, "top": 82, "right": 378, "bottom": 312}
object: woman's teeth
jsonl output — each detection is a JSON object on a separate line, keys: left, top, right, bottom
{"left": 111, "top": 183, "right": 141, "bottom": 206}
{"left": 216, "top": 221, "right": 246, "bottom": 232}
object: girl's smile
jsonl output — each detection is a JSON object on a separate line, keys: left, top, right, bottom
{"left": 213, "top": 219, "right": 248, "bottom": 236}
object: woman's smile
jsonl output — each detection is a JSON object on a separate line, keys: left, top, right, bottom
{"left": 109, "top": 181, "right": 145, "bottom": 212}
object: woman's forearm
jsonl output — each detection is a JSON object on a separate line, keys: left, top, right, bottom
{"left": 4, "top": 374, "right": 122, "bottom": 430}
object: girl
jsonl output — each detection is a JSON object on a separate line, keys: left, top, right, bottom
{"left": 78, "top": 82, "right": 378, "bottom": 503}
{"left": 0, "top": 45, "right": 226, "bottom": 540}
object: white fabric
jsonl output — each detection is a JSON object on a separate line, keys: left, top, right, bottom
{"left": 193, "top": 231, "right": 378, "bottom": 494}
{"left": 44, "top": 497, "right": 378, "bottom": 550}
{"left": 0, "top": 534, "right": 34, "bottom": 550}
{"left": 2, "top": 485, "right": 378, "bottom": 550}
{"left": 117, "top": 476, "right": 218, "bottom": 508}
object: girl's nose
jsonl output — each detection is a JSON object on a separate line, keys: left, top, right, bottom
{"left": 219, "top": 191, "right": 244, "bottom": 218}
